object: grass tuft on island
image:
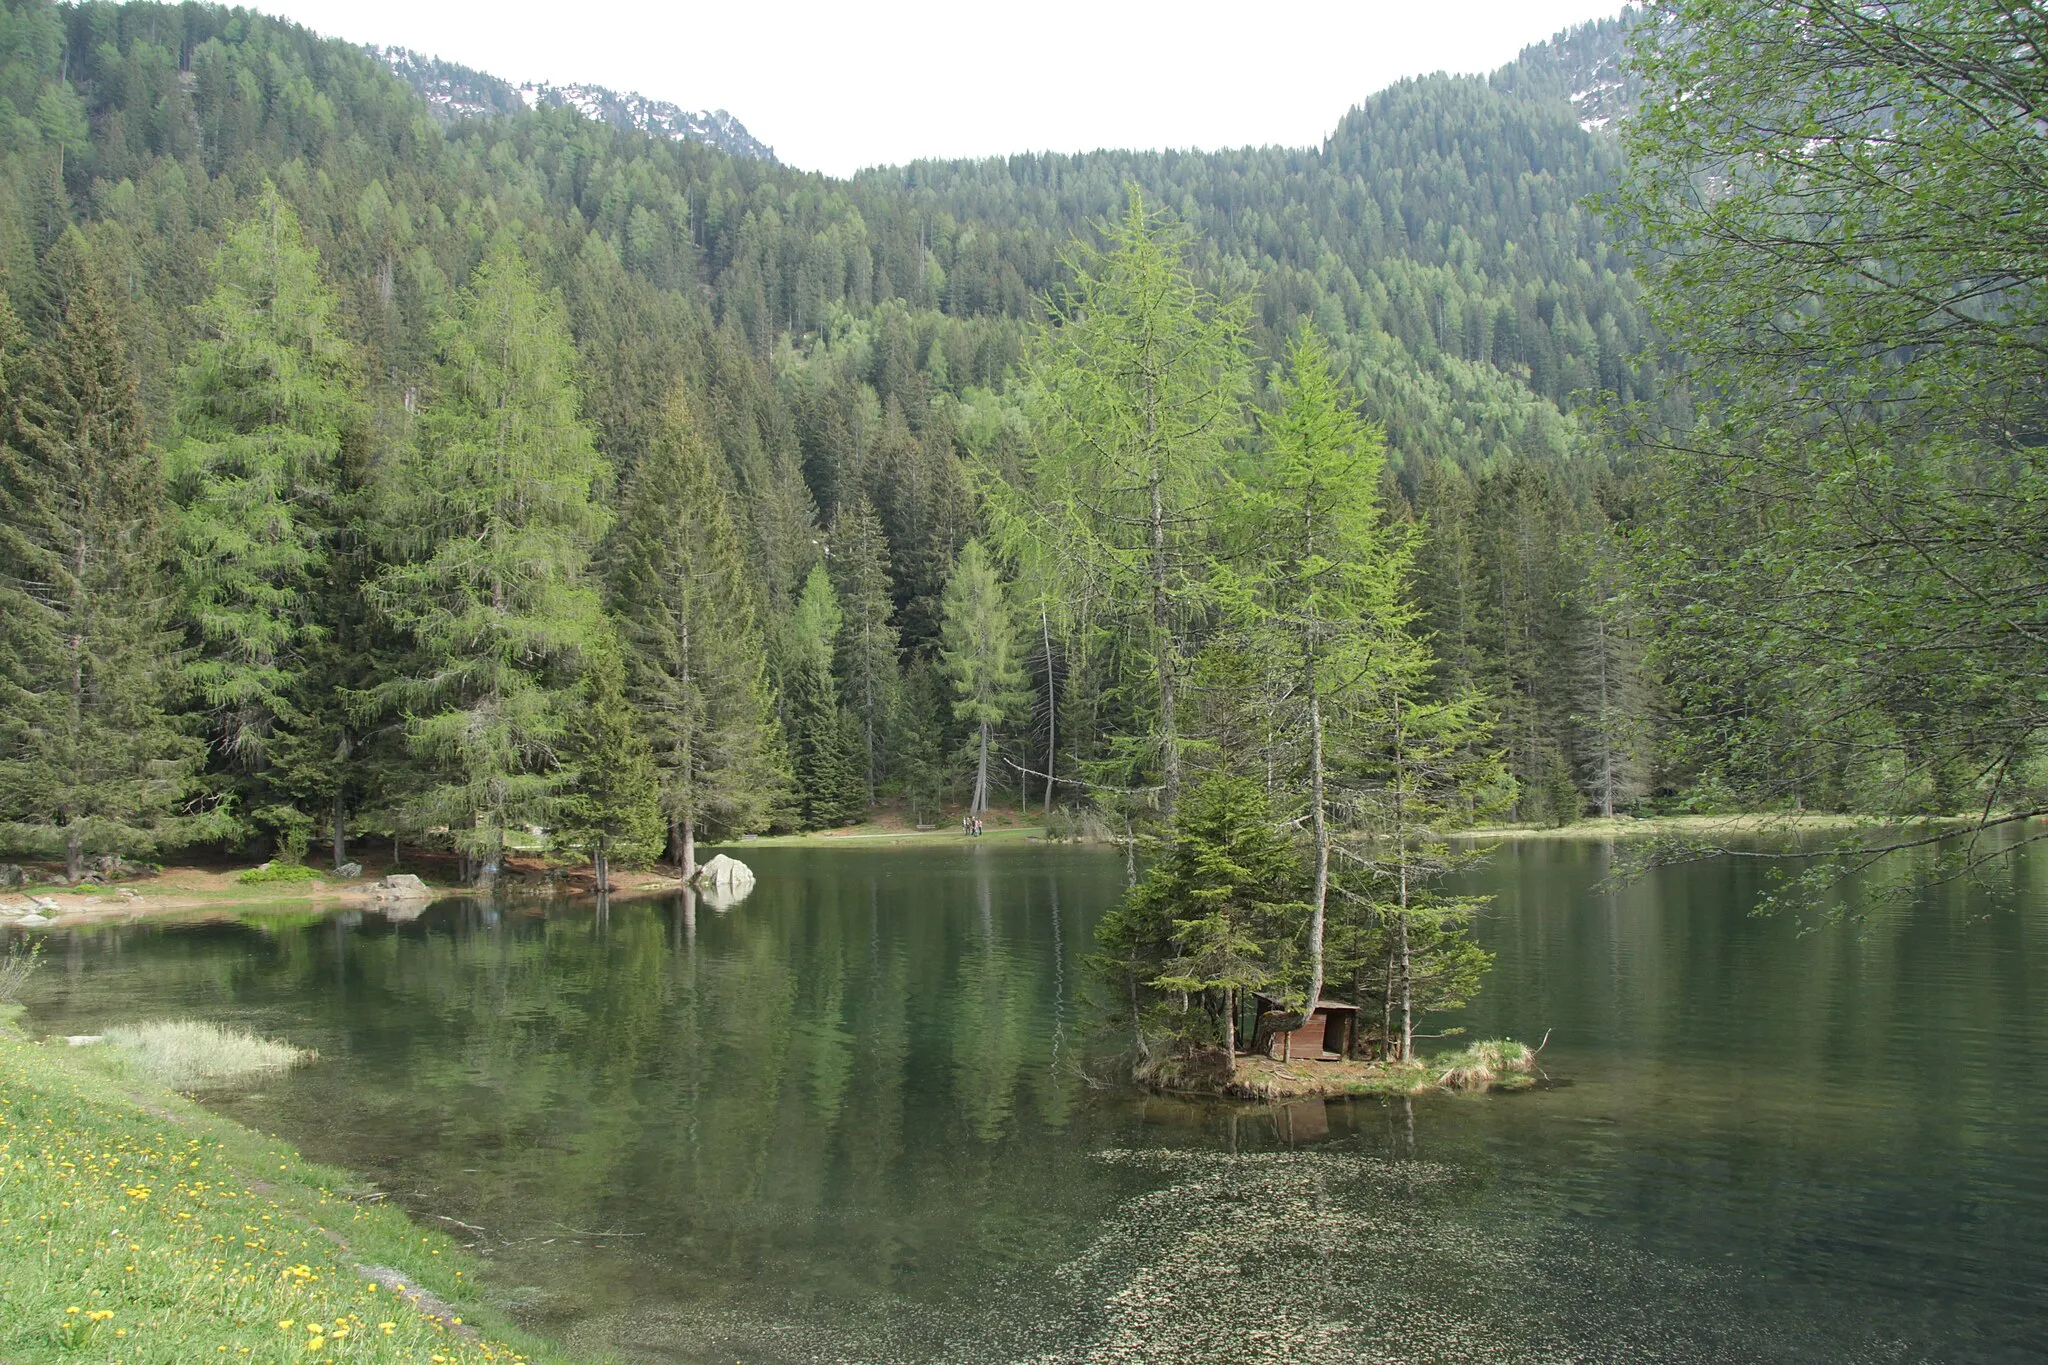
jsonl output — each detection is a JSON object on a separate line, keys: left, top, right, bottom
{"left": 0, "top": 1007, "right": 577, "bottom": 1363}
{"left": 1145, "top": 1039, "right": 1539, "bottom": 1101}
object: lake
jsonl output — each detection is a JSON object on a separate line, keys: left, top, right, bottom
{"left": 16, "top": 836, "right": 2048, "bottom": 1362}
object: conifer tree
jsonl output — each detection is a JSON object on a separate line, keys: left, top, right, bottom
{"left": 1094, "top": 773, "right": 1302, "bottom": 1071}
{"left": 372, "top": 236, "right": 610, "bottom": 882}
{"left": 169, "top": 187, "right": 361, "bottom": 859}
{"left": 830, "top": 493, "right": 901, "bottom": 803}
{"left": 787, "top": 562, "right": 863, "bottom": 827}
{"left": 609, "top": 388, "right": 786, "bottom": 874}
{"left": 1008, "top": 188, "right": 1252, "bottom": 813}
{"left": 939, "top": 539, "right": 1028, "bottom": 815}
{"left": 0, "top": 244, "right": 198, "bottom": 878}
{"left": 1223, "top": 326, "right": 1411, "bottom": 1033}
{"left": 557, "top": 630, "right": 662, "bottom": 890}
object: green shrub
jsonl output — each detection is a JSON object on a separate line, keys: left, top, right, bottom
{"left": 235, "top": 861, "right": 319, "bottom": 885}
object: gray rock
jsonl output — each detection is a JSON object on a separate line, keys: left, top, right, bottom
{"left": 0, "top": 864, "right": 21, "bottom": 887}
{"left": 335, "top": 861, "right": 363, "bottom": 880}
{"left": 64, "top": 1035, "right": 104, "bottom": 1046}
{"left": 373, "top": 873, "right": 432, "bottom": 900}
{"left": 695, "top": 853, "right": 755, "bottom": 890}
{"left": 15, "top": 913, "right": 50, "bottom": 927}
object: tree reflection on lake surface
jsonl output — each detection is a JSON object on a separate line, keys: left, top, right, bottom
{"left": 18, "top": 837, "right": 2048, "bottom": 1361}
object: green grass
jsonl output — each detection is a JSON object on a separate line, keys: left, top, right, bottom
{"left": 0, "top": 1013, "right": 582, "bottom": 1363}
{"left": 235, "top": 863, "right": 322, "bottom": 886}
{"left": 100, "top": 1022, "right": 313, "bottom": 1091}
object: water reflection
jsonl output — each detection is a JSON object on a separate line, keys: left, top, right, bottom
{"left": 13, "top": 836, "right": 2048, "bottom": 1361}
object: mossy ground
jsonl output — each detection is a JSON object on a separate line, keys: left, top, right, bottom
{"left": 0, "top": 1009, "right": 585, "bottom": 1364}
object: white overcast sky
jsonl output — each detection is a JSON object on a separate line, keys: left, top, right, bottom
{"left": 260, "top": 0, "right": 1621, "bottom": 177}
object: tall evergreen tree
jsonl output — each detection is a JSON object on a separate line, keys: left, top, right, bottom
{"left": 1223, "top": 326, "right": 1411, "bottom": 1034}
{"left": 168, "top": 187, "right": 361, "bottom": 858}
{"left": 939, "top": 539, "right": 1028, "bottom": 816}
{"left": 372, "top": 236, "right": 610, "bottom": 881}
{"left": 1007, "top": 189, "right": 1252, "bottom": 813}
{"left": 787, "top": 562, "right": 863, "bottom": 827}
{"left": 830, "top": 493, "right": 901, "bottom": 804}
{"left": 0, "top": 244, "right": 197, "bottom": 878}
{"left": 609, "top": 388, "right": 786, "bottom": 874}
{"left": 557, "top": 629, "right": 662, "bottom": 890}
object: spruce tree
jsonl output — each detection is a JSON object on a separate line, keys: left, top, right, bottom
{"left": 786, "top": 562, "right": 863, "bottom": 827}
{"left": 830, "top": 493, "right": 901, "bottom": 803}
{"left": 557, "top": 630, "right": 662, "bottom": 891}
{"left": 372, "top": 236, "right": 610, "bottom": 882}
{"left": 0, "top": 243, "right": 198, "bottom": 878}
{"left": 169, "top": 187, "right": 361, "bottom": 859}
{"left": 609, "top": 387, "right": 786, "bottom": 873}
{"left": 939, "top": 539, "right": 1029, "bottom": 816}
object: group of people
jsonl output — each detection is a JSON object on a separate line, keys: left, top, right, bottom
{"left": 960, "top": 814, "right": 985, "bottom": 838}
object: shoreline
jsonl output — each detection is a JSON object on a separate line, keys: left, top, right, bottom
{"left": 1462, "top": 811, "right": 1992, "bottom": 841}
{"left": 0, "top": 1007, "right": 575, "bottom": 1362}
{"left": 0, "top": 810, "right": 2003, "bottom": 932}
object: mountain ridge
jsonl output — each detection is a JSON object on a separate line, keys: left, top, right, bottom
{"left": 372, "top": 45, "right": 776, "bottom": 162}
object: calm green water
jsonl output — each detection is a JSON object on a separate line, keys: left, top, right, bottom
{"left": 16, "top": 837, "right": 2048, "bottom": 1362}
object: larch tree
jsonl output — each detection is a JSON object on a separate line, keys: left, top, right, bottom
{"left": 1222, "top": 326, "right": 1412, "bottom": 1037}
{"left": 1621, "top": 0, "right": 2048, "bottom": 882}
{"left": 1008, "top": 187, "right": 1251, "bottom": 814}
{"left": 168, "top": 186, "right": 362, "bottom": 861}
{"left": 609, "top": 387, "right": 785, "bottom": 875}
{"left": 0, "top": 243, "right": 198, "bottom": 879}
{"left": 939, "top": 539, "right": 1028, "bottom": 816}
{"left": 372, "top": 236, "right": 611, "bottom": 882}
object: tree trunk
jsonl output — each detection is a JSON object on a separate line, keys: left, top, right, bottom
{"left": 1150, "top": 468, "right": 1179, "bottom": 813}
{"left": 1222, "top": 987, "right": 1237, "bottom": 1076}
{"left": 332, "top": 791, "right": 347, "bottom": 872}
{"left": 972, "top": 721, "right": 991, "bottom": 814}
{"left": 1398, "top": 895, "right": 1413, "bottom": 1062}
{"left": 1597, "top": 617, "right": 1615, "bottom": 818}
{"left": 593, "top": 840, "right": 610, "bottom": 895}
{"left": 681, "top": 816, "right": 696, "bottom": 884}
{"left": 1304, "top": 689, "right": 1329, "bottom": 1025}
{"left": 65, "top": 824, "right": 83, "bottom": 884}
{"left": 1394, "top": 691, "right": 1414, "bottom": 1062}
{"left": 1041, "top": 602, "right": 1056, "bottom": 816}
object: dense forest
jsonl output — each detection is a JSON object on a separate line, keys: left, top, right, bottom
{"left": 2, "top": 0, "right": 2031, "bottom": 927}
{"left": 0, "top": 0, "right": 1666, "bottom": 883}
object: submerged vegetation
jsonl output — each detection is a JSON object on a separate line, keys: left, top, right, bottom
{"left": 100, "top": 1018, "right": 314, "bottom": 1089}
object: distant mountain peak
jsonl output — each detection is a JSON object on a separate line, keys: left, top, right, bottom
{"left": 371, "top": 47, "right": 775, "bottom": 163}
{"left": 516, "top": 82, "right": 774, "bottom": 162}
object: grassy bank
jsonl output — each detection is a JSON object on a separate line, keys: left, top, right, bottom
{"left": 0, "top": 1010, "right": 581, "bottom": 1364}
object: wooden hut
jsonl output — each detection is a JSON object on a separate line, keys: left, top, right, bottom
{"left": 1251, "top": 995, "right": 1360, "bottom": 1061}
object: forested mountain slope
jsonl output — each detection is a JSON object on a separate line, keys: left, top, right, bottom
{"left": 0, "top": 0, "right": 1658, "bottom": 867}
